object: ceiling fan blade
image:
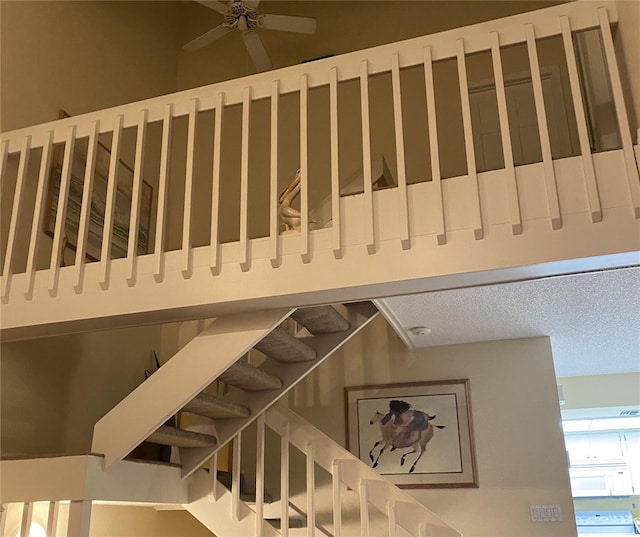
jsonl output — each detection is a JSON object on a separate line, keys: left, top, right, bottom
{"left": 258, "top": 14, "right": 317, "bottom": 34}
{"left": 183, "top": 24, "right": 232, "bottom": 52}
{"left": 195, "top": 1, "right": 229, "bottom": 14}
{"left": 241, "top": 31, "right": 273, "bottom": 72}
{"left": 244, "top": 0, "right": 261, "bottom": 9}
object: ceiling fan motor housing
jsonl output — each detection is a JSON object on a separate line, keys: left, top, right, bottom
{"left": 225, "top": 1, "right": 259, "bottom": 30}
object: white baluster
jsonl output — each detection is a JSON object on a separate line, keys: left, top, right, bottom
{"left": 256, "top": 414, "right": 266, "bottom": 537}
{"left": 126, "top": 110, "right": 148, "bottom": 285}
{"left": 360, "top": 60, "right": 376, "bottom": 254}
{"left": 490, "top": 31, "right": 522, "bottom": 235}
{"left": 154, "top": 103, "right": 174, "bottom": 282}
{"left": 359, "top": 480, "right": 370, "bottom": 537}
{"left": 25, "top": 133, "right": 52, "bottom": 299}
{"left": 306, "top": 440, "right": 315, "bottom": 537}
{"left": 182, "top": 99, "right": 198, "bottom": 278}
{"left": 388, "top": 500, "right": 397, "bottom": 537}
{"left": 270, "top": 80, "right": 280, "bottom": 267}
{"left": 329, "top": 67, "right": 343, "bottom": 259}
{"left": 0, "top": 139, "right": 9, "bottom": 196}
{"left": 456, "top": 38, "right": 484, "bottom": 240}
{"left": 525, "top": 23, "right": 562, "bottom": 230}
{"left": 46, "top": 501, "right": 60, "bottom": 537}
{"left": 0, "top": 503, "right": 7, "bottom": 537}
{"left": 232, "top": 434, "right": 242, "bottom": 523}
{"left": 210, "top": 92, "right": 225, "bottom": 274}
{"left": 2, "top": 135, "right": 31, "bottom": 303}
{"left": 209, "top": 452, "right": 219, "bottom": 502}
{"left": 99, "top": 115, "right": 123, "bottom": 290}
{"left": 73, "top": 121, "right": 99, "bottom": 292}
{"left": 20, "top": 503, "right": 34, "bottom": 537}
{"left": 422, "top": 47, "right": 446, "bottom": 245}
{"left": 67, "top": 500, "right": 91, "bottom": 537}
{"left": 239, "top": 87, "right": 252, "bottom": 271}
{"left": 281, "top": 423, "right": 290, "bottom": 537}
{"left": 300, "top": 73, "right": 311, "bottom": 264}
{"left": 391, "top": 53, "right": 411, "bottom": 249}
{"left": 598, "top": 6, "right": 640, "bottom": 218}
{"left": 49, "top": 127, "right": 75, "bottom": 296}
{"left": 332, "top": 461, "right": 342, "bottom": 537}
{"left": 559, "top": 16, "right": 602, "bottom": 223}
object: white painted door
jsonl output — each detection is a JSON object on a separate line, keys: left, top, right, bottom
{"left": 470, "top": 71, "right": 573, "bottom": 171}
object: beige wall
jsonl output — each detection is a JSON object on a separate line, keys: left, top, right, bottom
{"left": 558, "top": 372, "right": 640, "bottom": 410}
{"left": 287, "top": 318, "right": 576, "bottom": 537}
{"left": 0, "top": 325, "right": 165, "bottom": 456}
{"left": 0, "top": 1, "right": 180, "bottom": 132}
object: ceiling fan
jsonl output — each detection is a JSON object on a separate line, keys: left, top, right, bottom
{"left": 184, "top": 0, "right": 317, "bottom": 72}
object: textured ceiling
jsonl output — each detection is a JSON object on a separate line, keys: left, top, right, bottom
{"left": 377, "top": 267, "right": 640, "bottom": 378}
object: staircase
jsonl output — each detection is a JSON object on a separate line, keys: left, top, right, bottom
{"left": 183, "top": 403, "right": 463, "bottom": 537}
{"left": 92, "top": 302, "right": 378, "bottom": 478}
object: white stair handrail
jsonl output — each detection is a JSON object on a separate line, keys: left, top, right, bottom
{"left": 264, "top": 402, "right": 462, "bottom": 537}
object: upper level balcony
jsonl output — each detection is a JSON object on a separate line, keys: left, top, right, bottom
{"left": 1, "top": 0, "right": 639, "bottom": 341}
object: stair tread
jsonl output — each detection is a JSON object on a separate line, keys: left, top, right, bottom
{"left": 147, "top": 425, "right": 217, "bottom": 448}
{"left": 219, "top": 360, "right": 283, "bottom": 391}
{"left": 291, "top": 305, "right": 350, "bottom": 334}
{"left": 254, "top": 325, "right": 317, "bottom": 363}
{"left": 183, "top": 392, "right": 251, "bottom": 419}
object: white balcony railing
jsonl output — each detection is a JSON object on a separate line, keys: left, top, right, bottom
{"left": 1, "top": 1, "right": 639, "bottom": 339}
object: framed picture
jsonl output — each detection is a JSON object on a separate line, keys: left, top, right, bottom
{"left": 345, "top": 379, "right": 478, "bottom": 488}
{"left": 45, "top": 111, "right": 152, "bottom": 261}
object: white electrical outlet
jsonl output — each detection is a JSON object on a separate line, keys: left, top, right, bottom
{"left": 530, "top": 504, "right": 562, "bottom": 522}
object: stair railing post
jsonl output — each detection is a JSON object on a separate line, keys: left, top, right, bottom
{"left": 597, "top": 6, "right": 640, "bottom": 218}
{"left": 73, "top": 120, "right": 100, "bottom": 293}
{"left": 281, "top": 422, "right": 290, "bottom": 537}
{"left": 359, "top": 480, "right": 370, "bottom": 537}
{"left": 67, "top": 500, "right": 91, "bottom": 537}
{"left": 0, "top": 504, "right": 7, "bottom": 537}
{"left": 388, "top": 500, "right": 397, "bottom": 537}
{"left": 24, "top": 130, "right": 54, "bottom": 300}
{"left": 232, "top": 433, "right": 242, "bottom": 523}
{"left": 256, "top": 414, "right": 266, "bottom": 537}
{"left": 332, "top": 460, "right": 343, "bottom": 537}
{"left": 559, "top": 15, "right": 602, "bottom": 223}
{"left": 126, "top": 109, "right": 149, "bottom": 285}
{"left": 153, "top": 103, "right": 173, "bottom": 282}
{"left": 209, "top": 452, "right": 219, "bottom": 502}
{"left": 306, "top": 440, "right": 316, "bottom": 537}
{"left": 46, "top": 501, "right": 60, "bottom": 537}
{"left": 21, "top": 502, "right": 34, "bottom": 537}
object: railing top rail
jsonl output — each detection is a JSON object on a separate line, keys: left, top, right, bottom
{"left": 0, "top": 1, "right": 615, "bottom": 152}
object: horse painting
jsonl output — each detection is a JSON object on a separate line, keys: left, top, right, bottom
{"left": 369, "top": 400, "right": 446, "bottom": 473}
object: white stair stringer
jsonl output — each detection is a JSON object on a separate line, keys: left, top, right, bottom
{"left": 264, "top": 403, "right": 463, "bottom": 537}
{"left": 184, "top": 469, "right": 280, "bottom": 537}
{"left": 92, "top": 308, "right": 293, "bottom": 470}
{"left": 179, "top": 302, "right": 379, "bottom": 479}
